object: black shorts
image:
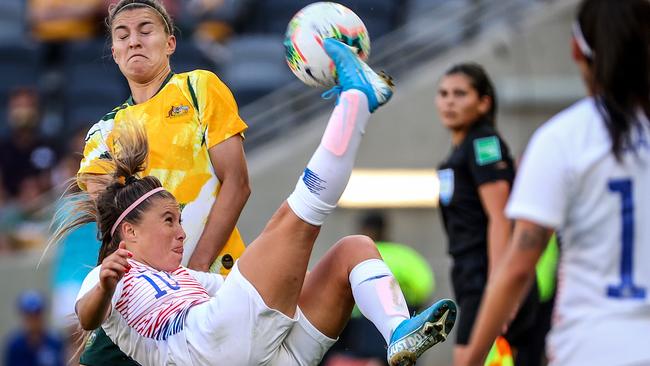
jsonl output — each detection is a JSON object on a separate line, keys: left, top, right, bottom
{"left": 80, "top": 327, "right": 140, "bottom": 366}
{"left": 451, "top": 258, "right": 539, "bottom": 347}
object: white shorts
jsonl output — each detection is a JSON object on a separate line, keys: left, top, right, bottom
{"left": 184, "top": 262, "right": 336, "bottom": 366}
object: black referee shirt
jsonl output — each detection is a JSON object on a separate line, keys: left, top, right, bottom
{"left": 438, "top": 121, "right": 515, "bottom": 260}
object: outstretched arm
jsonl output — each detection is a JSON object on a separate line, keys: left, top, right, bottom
{"left": 76, "top": 242, "right": 132, "bottom": 330}
{"left": 463, "top": 220, "right": 552, "bottom": 366}
{"left": 187, "top": 135, "right": 250, "bottom": 271}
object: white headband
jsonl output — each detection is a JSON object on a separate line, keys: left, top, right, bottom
{"left": 572, "top": 21, "right": 594, "bottom": 59}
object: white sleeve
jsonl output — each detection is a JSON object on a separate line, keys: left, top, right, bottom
{"left": 506, "top": 125, "right": 571, "bottom": 229}
{"left": 74, "top": 265, "right": 101, "bottom": 315}
{"left": 185, "top": 269, "right": 225, "bottom": 296}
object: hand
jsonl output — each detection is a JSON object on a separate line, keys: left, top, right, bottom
{"left": 99, "top": 242, "right": 132, "bottom": 293}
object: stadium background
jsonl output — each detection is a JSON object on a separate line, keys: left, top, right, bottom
{"left": 0, "top": 0, "right": 582, "bottom": 364}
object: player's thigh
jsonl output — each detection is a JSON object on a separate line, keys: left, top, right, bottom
{"left": 237, "top": 203, "right": 320, "bottom": 317}
{"left": 267, "top": 308, "right": 336, "bottom": 366}
{"left": 186, "top": 261, "right": 298, "bottom": 365}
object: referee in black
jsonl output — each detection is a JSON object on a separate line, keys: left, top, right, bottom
{"left": 435, "top": 63, "right": 539, "bottom": 365}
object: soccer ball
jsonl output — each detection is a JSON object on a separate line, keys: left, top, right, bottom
{"left": 284, "top": 2, "right": 370, "bottom": 88}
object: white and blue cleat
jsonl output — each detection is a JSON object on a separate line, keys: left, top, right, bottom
{"left": 386, "top": 298, "right": 457, "bottom": 366}
{"left": 322, "top": 38, "right": 393, "bottom": 113}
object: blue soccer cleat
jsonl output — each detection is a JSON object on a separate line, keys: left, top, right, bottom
{"left": 386, "top": 298, "right": 457, "bottom": 366}
{"left": 322, "top": 38, "right": 393, "bottom": 113}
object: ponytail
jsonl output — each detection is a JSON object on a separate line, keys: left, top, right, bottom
{"left": 48, "top": 122, "right": 172, "bottom": 265}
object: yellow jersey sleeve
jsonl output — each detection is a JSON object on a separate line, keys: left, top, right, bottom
{"left": 77, "top": 119, "right": 117, "bottom": 190}
{"left": 189, "top": 70, "right": 248, "bottom": 149}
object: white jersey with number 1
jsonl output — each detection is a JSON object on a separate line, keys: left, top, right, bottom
{"left": 506, "top": 97, "right": 650, "bottom": 366}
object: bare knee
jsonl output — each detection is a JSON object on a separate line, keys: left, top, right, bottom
{"left": 314, "top": 235, "right": 382, "bottom": 293}
{"left": 331, "top": 235, "right": 381, "bottom": 268}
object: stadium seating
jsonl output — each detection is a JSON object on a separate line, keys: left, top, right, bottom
{"left": 0, "top": 0, "right": 26, "bottom": 45}
{"left": 220, "top": 35, "right": 293, "bottom": 107}
{"left": 170, "top": 40, "right": 217, "bottom": 74}
{"left": 61, "top": 40, "right": 128, "bottom": 133}
{"left": 242, "top": 0, "right": 405, "bottom": 39}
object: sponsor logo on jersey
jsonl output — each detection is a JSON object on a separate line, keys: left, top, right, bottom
{"left": 167, "top": 105, "right": 190, "bottom": 118}
{"left": 474, "top": 136, "right": 502, "bottom": 166}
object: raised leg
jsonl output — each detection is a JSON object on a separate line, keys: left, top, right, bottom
{"left": 237, "top": 39, "right": 394, "bottom": 317}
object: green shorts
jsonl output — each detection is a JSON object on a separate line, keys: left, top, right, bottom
{"left": 80, "top": 327, "right": 141, "bottom": 366}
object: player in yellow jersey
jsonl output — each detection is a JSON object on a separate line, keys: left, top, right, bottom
{"left": 80, "top": 70, "right": 248, "bottom": 274}
{"left": 75, "top": 1, "right": 250, "bottom": 364}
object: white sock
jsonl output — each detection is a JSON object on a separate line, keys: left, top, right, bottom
{"left": 349, "top": 259, "right": 410, "bottom": 344}
{"left": 287, "top": 90, "right": 371, "bottom": 225}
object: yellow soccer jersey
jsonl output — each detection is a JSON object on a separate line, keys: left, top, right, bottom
{"left": 78, "top": 70, "right": 247, "bottom": 275}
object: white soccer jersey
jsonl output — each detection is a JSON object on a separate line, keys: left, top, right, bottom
{"left": 506, "top": 98, "right": 650, "bottom": 366}
{"left": 76, "top": 259, "right": 223, "bottom": 365}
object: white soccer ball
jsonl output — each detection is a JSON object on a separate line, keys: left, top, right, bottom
{"left": 284, "top": 2, "right": 370, "bottom": 88}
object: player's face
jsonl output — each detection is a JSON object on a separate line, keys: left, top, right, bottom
{"left": 435, "top": 73, "right": 490, "bottom": 132}
{"left": 111, "top": 8, "right": 176, "bottom": 84}
{"left": 130, "top": 197, "right": 185, "bottom": 271}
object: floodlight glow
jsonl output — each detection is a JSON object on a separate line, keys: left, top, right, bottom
{"left": 339, "top": 169, "right": 440, "bottom": 208}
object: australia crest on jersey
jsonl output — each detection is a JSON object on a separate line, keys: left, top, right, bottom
{"left": 438, "top": 168, "right": 454, "bottom": 206}
{"left": 167, "top": 104, "right": 190, "bottom": 118}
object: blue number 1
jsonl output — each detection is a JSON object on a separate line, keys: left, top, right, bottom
{"left": 607, "top": 179, "right": 646, "bottom": 299}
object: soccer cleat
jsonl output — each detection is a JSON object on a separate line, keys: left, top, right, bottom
{"left": 322, "top": 38, "right": 393, "bottom": 113}
{"left": 386, "top": 298, "right": 457, "bottom": 366}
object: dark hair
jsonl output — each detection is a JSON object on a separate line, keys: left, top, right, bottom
{"left": 107, "top": 0, "right": 174, "bottom": 36}
{"left": 577, "top": 0, "right": 650, "bottom": 158}
{"left": 444, "top": 62, "right": 497, "bottom": 126}
{"left": 49, "top": 123, "right": 173, "bottom": 264}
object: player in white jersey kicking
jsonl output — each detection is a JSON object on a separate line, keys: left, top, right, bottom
{"left": 51, "top": 38, "right": 457, "bottom": 366}
{"left": 460, "top": 0, "right": 650, "bottom": 365}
